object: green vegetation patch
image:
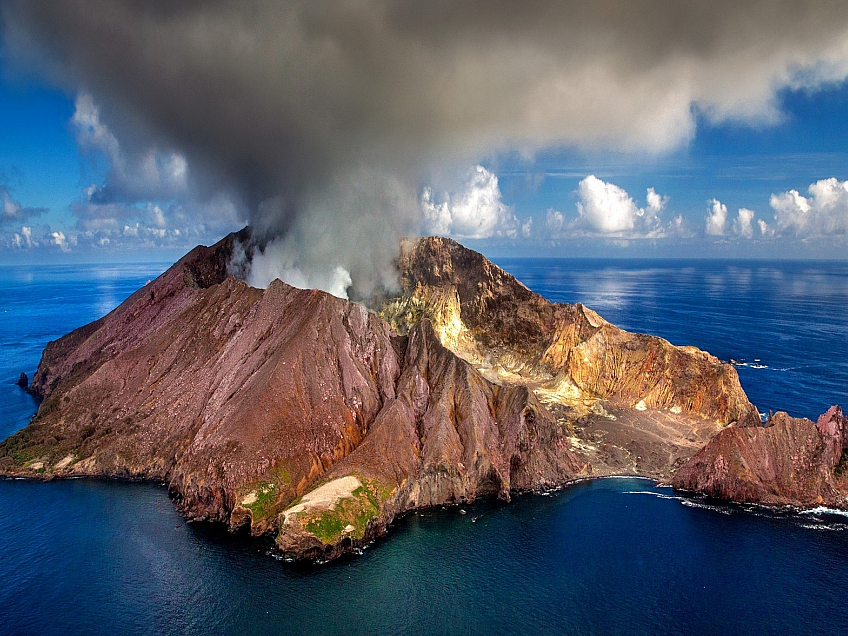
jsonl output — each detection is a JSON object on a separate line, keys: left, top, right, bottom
{"left": 242, "top": 466, "right": 295, "bottom": 522}
{"left": 12, "top": 446, "right": 45, "bottom": 465}
{"left": 0, "top": 435, "right": 47, "bottom": 467}
{"left": 835, "top": 449, "right": 848, "bottom": 477}
{"left": 243, "top": 481, "right": 277, "bottom": 518}
{"left": 301, "top": 479, "right": 388, "bottom": 544}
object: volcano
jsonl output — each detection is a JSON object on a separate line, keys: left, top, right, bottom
{"left": 3, "top": 230, "right": 843, "bottom": 561}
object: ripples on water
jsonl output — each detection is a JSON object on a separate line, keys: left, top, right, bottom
{"left": 1, "top": 259, "right": 848, "bottom": 635}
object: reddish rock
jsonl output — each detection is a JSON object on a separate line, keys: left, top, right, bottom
{"left": 0, "top": 230, "right": 585, "bottom": 560}
{"left": 273, "top": 318, "right": 585, "bottom": 560}
{"left": 1, "top": 230, "right": 792, "bottom": 560}
{"left": 672, "top": 406, "right": 848, "bottom": 507}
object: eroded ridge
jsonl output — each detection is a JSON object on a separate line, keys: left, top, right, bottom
{"left": 1, "top": 232, "right": 776, "bottom": 561}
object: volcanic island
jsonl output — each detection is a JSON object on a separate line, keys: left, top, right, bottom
{"left": 2, "top": 231, "right": 846, "bottom": 561}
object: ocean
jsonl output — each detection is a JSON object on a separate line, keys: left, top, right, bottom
{"left": 1, "top": 259, "right": 847, "bottom": 635}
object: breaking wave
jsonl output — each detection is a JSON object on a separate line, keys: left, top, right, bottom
{"left": 799, "top": 506, "right": 848, "bottom": 518}
{"left": 624, "top": 489, "right": 848, "bottom": 530}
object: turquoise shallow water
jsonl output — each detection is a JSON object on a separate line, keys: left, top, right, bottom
{"left": 1, "top": 259, "right": 848, "bottom": 635}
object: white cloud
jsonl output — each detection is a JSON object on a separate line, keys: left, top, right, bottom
{"left": 51, "top": 231, "right": 69, "bottom": 252}
{"left": 706, "top": 201, "right": 762, "bottom": 239}
{"left": 733, "top": 208, "right": 756, "bottom": 238}
{"left": 576, "top": 176, "right": 641, "bottom": 233}
{"left": 2, "top": 187, "right": 24, "bottom": 221}
{"left": 2, "top": 206, "right": 227, "bottom": 254}
{"left": 646, "top": 188, "right": 668, "bottom": 216}
{"left": 11, "top": 226, "right": 33, "bottom": 249}
{"left": 669, "top": 214, "right": 687, "bottom": 236}
{"left": 421, "top": 166, "right": 518, "bottom": 239}
{"left": 1, "top": 186, "right": 45, "bottom": 225}
{"left": 543, "top": 177, "right": 680, "bottom": 240}
{"left": 68, "top": 179, "right": 242, "bottom": 252}
{"left": 568, "top": 176, "right": 670, "bottom": 238}
{"left": 520, "top": 217, "right": 533, "bottom": 238}
{"left": 148, "top": 203, "right": 167, "bottom": 229}
{"left": 2, "top": 225, "right": 65, "bottom": 251}
{"left": 757, "top": 218, "right": 774, "bottom": 237}
{"left": 72, "top": 93, "right": 121, "bottom": 166}
{"left": 705, "top": 199, "right": 728, "bottom": 236}
{"left": 72, "top": 93, "right": 189, "bottom": 202}
{"left": 770, "top": 178, "right": 848, "bottom": 236}
{"left": 546, "top": 208, "right": 566, "bottom": 236}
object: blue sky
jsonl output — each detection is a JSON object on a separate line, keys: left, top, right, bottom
{"left": 4, "top": 74, "right": 848, "bottom": 264}
{"left": 502, "top": 83, "right": 848, "bottom": 218}
{"left": 0, "top": 77, "right": 225, "bottom": 264}
{"left": 3, "top": 2, "right": 848, "bottom": 269}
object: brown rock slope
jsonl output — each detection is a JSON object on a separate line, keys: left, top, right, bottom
{"left": 276, "top": 318, "right": 585, "bottom": 558}
{"left": 0, "top": 232, "right": 584, "bottom": 560}
{"left": 377, "top": 236, "right": 759, "bottom": 478}
{"left": 0, "top": 232, "right": 760, "bottom": 559}
{"left": 672, "top": 406, "right": 848, "bottom": 507}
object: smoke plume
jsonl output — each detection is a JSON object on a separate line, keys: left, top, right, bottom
{"left": 5, "top": 1, "right": 848, "bottom": 295}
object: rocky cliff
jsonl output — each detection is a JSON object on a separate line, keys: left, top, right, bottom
{"left": 381, "top": 237, "right": 756, "bottom": 425}
{"left": 0, "top": 230, "right": 764, "bottom": 560}
{"left": 378, "top": 236, "right": 759, "bottom": 478}
{"left": 672, "top": 405, "right": 848, "bottom": 507}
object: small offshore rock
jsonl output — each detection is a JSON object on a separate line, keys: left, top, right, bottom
{"left": 16, "top": 372, "right": 28, "bottom": 389}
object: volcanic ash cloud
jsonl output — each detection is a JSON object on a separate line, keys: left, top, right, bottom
{"left": 6, "top": 1, "right": 848, "bottom": 295}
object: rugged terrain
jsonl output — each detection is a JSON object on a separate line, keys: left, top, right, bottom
{"left": 0, "top": 230, "right": 804, "bottom": 561}
{"left": 378, "top": 237, "right": 760, "bottom": 479}
{"left": 673, "top": 405, "right": 848, "bottom": 507}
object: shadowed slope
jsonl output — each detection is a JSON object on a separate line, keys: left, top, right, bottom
{"left": 0, "top": 232, "right": 586, "bottom": 560}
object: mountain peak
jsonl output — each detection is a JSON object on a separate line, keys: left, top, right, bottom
{"left": 1, "top": 230, "right": 766, "bottom": 561}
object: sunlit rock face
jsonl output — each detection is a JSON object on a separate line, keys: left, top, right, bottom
{"left": 0, "top": 230, "right": 770, "bottom": 561}
{"left": 380, "top": 236, "right": 757, "bottom": 427}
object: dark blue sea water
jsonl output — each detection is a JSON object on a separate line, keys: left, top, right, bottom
{"left": 2, "top": 259, "right": 848, "bottom": 635}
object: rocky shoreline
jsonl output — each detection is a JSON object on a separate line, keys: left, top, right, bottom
{"left": 2, "top": 230, "right": 845, "bottom": 561}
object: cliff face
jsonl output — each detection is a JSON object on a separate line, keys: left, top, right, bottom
{"left": 3, "top": 231, "right": 401, "bottom": 535}
{"left": 672, "top": 406, "right": 848, "bottom": 507}
{"left": 0, "top": 231, "right": 768, "bottom": 560}
{"left": 381, "top": 237, "right": 757, "bottom": 427}
{"left": 379, "top": 236, "right": 758, "bottom": 479}
{"left": 275, "top": 318, "right": 584, "bottom": 559}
